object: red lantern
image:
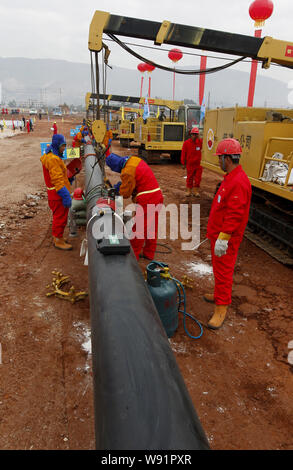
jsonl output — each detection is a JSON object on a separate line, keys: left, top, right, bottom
{"left": 168, "top": 48, "right": 183, "bottom": 100}
{"left": 247, "top": 1, "right": 274, "bottom": 107}
{"left": 137, "top": 63, "right": 147, "bottom": 73}
{"left": 249, "top": 0, "right": 274, "bottom": 27}
{"left": 168, "top": 48, "right": 183, "bottom": 63}
{"left": 144, "top": 63, "right": 155, "bottom": 73}
{"left": 144, "top": 64, "right": 156, "bottom": 96}
{"left": 137, "top": 63, "right": 147, "bottom": 101}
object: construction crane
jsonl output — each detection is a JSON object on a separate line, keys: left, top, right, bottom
{"left": 88, "top": 11, "right": 293, "bottom": 69}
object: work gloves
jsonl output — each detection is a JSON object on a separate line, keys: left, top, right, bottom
{"left": 57, "top": 186, "right": 72, "bottom": 208}
{"left": 214, "top": 233, "right": 231, "bottom": 257}
{"left": 114, "top": 182, "right": 122, "bottom": 195}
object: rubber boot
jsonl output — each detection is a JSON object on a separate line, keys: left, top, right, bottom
{"left": 203, "top": 293, "right": 214, "bottom": 303}
{"left": 208, "top": 305, "right": 228, "bottom": 330}
{"left": 53, "top": 237, "right": 73, "bottom": 251}
{"left": 185, "top": 188, "right": 192, "bottom": 197}
{"left": 192, "top": 187, "right": 200, "bottom": 198}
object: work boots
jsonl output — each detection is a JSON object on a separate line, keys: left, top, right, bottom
{"left": 53, "top": 237, "right": 73, "bottom": 251}
{"left": 185, "top": 188, "right": 192, "bottom": 197}
{"left": 192, "top": 187, "right": 200, "bottom": 198}
{"left": 203, "top": 293, "right": 215, "bottom": 303}
{"left": 208, "top": 305, "right": 228, "bottom": 330}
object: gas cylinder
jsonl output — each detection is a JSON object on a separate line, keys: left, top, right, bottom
{"left": 147, "top": 262, "right": 178, "bottom": 338}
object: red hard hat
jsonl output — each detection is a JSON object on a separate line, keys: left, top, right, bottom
{"left": 214, "top": 138, "right": 242, "bottom": 156}
{"left": 191, "top": 126, "right": 199, "bottom": 134}
{"left": 96, "top": 198, "right": 116, "bottom": 212}
{"left": 73, "top": 188, "right": 84, "bottom": 201}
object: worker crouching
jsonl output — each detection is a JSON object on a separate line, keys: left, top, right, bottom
{"left": 181, "top": 126, "right": 203, "bottom": 197}
{"left": 206, "top": 138, "right": 252, "bottom": 330}
{"left": 106, "top": 153, "right": 164, "bottom": 261}
{"left": 40, "top": 134, "right": 73, "bottom": 251}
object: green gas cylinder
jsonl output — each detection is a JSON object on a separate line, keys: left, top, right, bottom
{"left": 147, "top": 262, "right": 178, "bottom": 338}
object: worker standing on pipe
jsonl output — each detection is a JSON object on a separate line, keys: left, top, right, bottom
{"left": 181, "top": 126, "right": 203, "bottom": 198}
{"left": 40, "top": 134, "right": 73, "bottom": 251}
{"left": 52, "top": 121, "right": 57, "bottom": 135}
{"left": 205, "top": 138, "right": 252, "bottom": 330}
{"left": 106, "top": 153, "right": 164, "bottom": 260}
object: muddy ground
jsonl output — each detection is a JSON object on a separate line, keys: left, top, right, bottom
{"left": 0, "top": 117, "right": 292, "bottom": 450}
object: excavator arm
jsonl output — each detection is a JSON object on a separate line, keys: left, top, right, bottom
{"left": 89, "top": 10, "right": 293, "bottom": 69}
{"left": 88, "top": 93, "right": 184, "bottom": 111}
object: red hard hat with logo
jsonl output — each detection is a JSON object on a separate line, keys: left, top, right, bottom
{"left": 214, "top": 138, "right": 242, "bottom": 156}
{"left": 191, "top": 126, "right": 199, "bottom": 134}
{"left": 73, "top": 188, "right": 84, "bottom": 201}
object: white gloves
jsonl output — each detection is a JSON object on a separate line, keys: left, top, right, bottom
{"left": 214, "top": 239, "right": 229, "bottom": 257}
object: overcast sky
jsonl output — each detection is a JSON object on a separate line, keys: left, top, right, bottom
{"left": 0, "top": 0, "right": 292, "bottom": 85}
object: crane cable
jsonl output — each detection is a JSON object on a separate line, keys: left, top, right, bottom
{"left": 107, "top": 33, "right": 247, "bottom": 75}
{"left": 103, "top": 37, "right": 288, "bottom": 69}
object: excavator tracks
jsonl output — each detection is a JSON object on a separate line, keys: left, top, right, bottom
{"left": 246, "top": 192, "right": 293, "bottom": 266}
{"left": 245, "top": 229, "right": 293, "bottom": 266}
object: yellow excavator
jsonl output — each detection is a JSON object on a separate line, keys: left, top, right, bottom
{"left": 133, "top": 97, "right": 202, "bottom": 163}
{"left": 88, "top": 10, "right": 293, "bottom": 263}
{"left": 119, "top": 106, "right": 143, "bottom": 147}
{"left": 86, "top": 92, "right": 201, "bottom": 162}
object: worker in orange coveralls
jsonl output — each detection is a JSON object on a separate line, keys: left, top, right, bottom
{"left": 72, "top": 129, "right": 88, "bottom": 148}
{"left": 181, "top": 126, "right": 203, "bottom": 198}
{"left": 205, "top": 138, "right": 252, "bottom": 330}
{"left": 40, "top": 134, "right": 74, "bottom": 251}
{"left": 103, "top": 125, "right": 113, "bottom": 157}
{"left": 106, "top": 153, "right": 164, "bottom": 260}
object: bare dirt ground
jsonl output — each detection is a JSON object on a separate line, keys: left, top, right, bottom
{"left": 0, "top": 121, "right": 292, "bottom": 450}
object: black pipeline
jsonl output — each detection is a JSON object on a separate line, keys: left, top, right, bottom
{"left": 84, "top": 142, "right": 210, "bottom": 450}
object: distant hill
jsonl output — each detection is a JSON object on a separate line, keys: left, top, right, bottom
{"left": 0, "top": 57, "right": 290, "bottom": 108}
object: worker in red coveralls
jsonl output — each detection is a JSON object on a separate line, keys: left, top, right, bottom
{"left": 205, "top": 138, "right": 252, "bottom": 330}
{"left": 106, "top": 153, "right": 164, "bottom": 260}
{"left": 52, "top": 122, "right": 58, "bottom": 135}
{"left": 181, "top": 126, "right": 203, "bottom": 198}
{"left": 26, "top": 119, "right": 30, "bottom": 133}
{"left": 40, "top": 134, "right": 74, "bottom": 251}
